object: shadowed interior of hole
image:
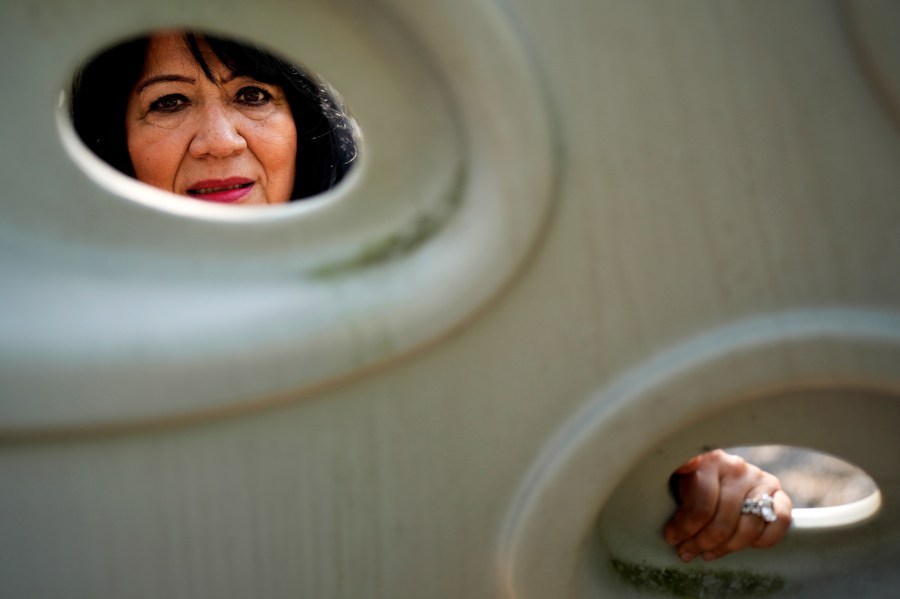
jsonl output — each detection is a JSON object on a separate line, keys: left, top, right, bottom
{"left": 68, "top": 29, "right": 359, "bottom": 207}
{"left": 583, "top": 443, "right": 885, "bottom": 597}
{"left": 727, "top": 445, "right": 879, "bottom": 509}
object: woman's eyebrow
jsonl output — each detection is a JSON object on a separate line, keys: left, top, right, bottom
{"left": 135, "top": 74, "right": 196, "bottom": 94}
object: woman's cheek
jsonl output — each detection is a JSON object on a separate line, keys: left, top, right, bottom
{"left": 129, "top": 131, "right": 182, "bottom": 192}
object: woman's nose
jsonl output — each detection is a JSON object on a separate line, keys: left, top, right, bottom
{"left": 189, "top": 103, "right": 247, "bottom": 158}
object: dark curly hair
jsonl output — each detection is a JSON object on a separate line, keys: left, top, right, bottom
{"left": 71, "top": 32, "right": 357, "bottom": 200}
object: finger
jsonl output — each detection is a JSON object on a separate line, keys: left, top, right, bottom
{"left": 673, "top": 454, "right": 705, "bottom": 475}
{"left": 704, "top": 513, "right": 768, "bottom": 561}
{"left": 677, "top": 453, "right": 756, "bottom": 556}
{"left": 663, "top": 467, "right": 720, "bottom": 548}
{"left": 699, "top": 487, "right": 771, "bottom": 561}
{"left": 706, "top": 486, "right": 792, "bottom": 560}
{"left": 752, "top": 489, "right": 793, "bottom": 548}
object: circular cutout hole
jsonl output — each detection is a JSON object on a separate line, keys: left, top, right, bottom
{"left": 728, "top": 445, "right": 881, "bottom": 528}
{"left": 729, "top": 445, "right": 878, "bottom": 508}
{"left": 66, "top": 30, "right": 359, "bottom": 210}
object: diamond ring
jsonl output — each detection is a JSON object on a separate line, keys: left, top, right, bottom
{"left": 742, "top": 492, "right": 778, "bottom": 523}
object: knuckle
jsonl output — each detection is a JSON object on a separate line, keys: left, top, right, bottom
{"left": 729, "top": 455, "right": 749, "bottom": 476}
{"left": 757, "top": 469, "right": 778, "bottom": 486}
{"left": 708, "top": 449, "right": 728, "bottom": 463}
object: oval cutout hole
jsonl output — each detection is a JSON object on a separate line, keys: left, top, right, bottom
{"left": 66, "top": 30, "right": 359, "bottom": 209}
{"left": 728, "top": 445, "right": 881, "bottom": 529}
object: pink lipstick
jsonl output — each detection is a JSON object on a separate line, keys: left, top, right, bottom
{"left": 186, "top": 177, "right": 255, "bottom": 204}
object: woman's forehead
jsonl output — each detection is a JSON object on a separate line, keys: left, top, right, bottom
{"left": 142, "top": 32, "right": 228, "bottom": 79}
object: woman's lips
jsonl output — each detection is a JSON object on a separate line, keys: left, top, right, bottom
{"left": 186, "top": 177, "right": 255, "bottom": 204}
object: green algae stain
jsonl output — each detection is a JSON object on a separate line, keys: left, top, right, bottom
{"left": 309, "top": 167, "right": 465, "bottom": 279}
{"left": 611, "top": 558, "right": 784, "bottom": 598}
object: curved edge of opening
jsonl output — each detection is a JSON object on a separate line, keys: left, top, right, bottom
{"left": 56, "top": 30, "right": 364, "bottom": 223}
{"left": 792, "top": 490, "right": 883, "bottom": 530}
{"left": 498, "top": 311, "right": 900, "bottom": 599}
{"left": 55, "top": 88, "right": 362, "bottom": 224}
{"left": 728, "top": 444, "right": 883, "bottom": 531}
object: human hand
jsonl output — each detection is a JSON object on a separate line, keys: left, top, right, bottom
{"left": 663, "top": 449, "right": 792, "bottom": 562}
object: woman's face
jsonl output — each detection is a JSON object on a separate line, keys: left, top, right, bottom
{"left": 125, "top": 33, "right": 297, "bottom": 205}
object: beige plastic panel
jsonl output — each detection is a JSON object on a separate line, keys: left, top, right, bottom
{"left": 501, "top": 310, "right": 900, "bottom": 597}
{"left": 0, "top": 0, "right": 554, "bottom": 431}
{"left": 1, "top": 0, "right": 899, "bottom": 598}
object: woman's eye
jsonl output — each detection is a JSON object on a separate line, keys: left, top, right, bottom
{"left": 236, "top": 86, "right": 272, "bottom": 106}
{"left": 148, "top": 94, "right": 189, "bottom": 114}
